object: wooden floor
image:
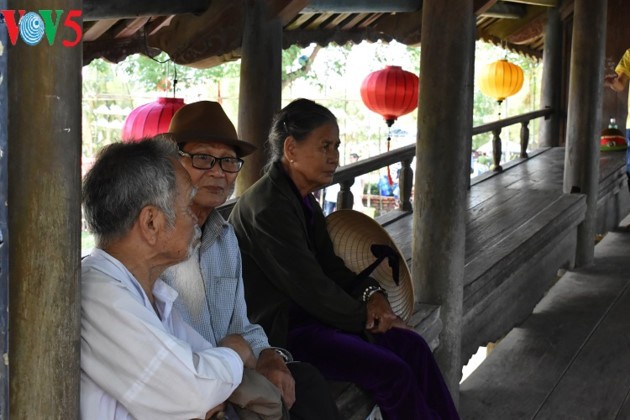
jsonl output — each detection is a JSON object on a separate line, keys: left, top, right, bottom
{"left": 380, "top": 147, "right": 629, "bottom": 361}
{"left": 375, "top": 146, "right": 630, "bottom": 419}
{"left": 459, "top": 217, "right": 630, "bottom": 419}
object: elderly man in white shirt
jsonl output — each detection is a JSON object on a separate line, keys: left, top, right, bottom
{"left": 81, "top": 137, "right": 253, "bottom": 419}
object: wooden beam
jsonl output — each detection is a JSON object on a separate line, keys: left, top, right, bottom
{"left": 83, "top": 0, "right": 209, "bottom": 21}
{"left": 481, "top": 2, "right": 527, "bottom": 19}
{"left": 506, "top": 0, "right": 557, "bottom": 6}
{"left": 474, "top": 0, "right": 499, "bottom": 16}
{"left": 483, "top": 5, "right": 547, "bottom": 41}
{"left": 302, "top": 0, "right": 421, "bottom": 13}
{"left": 149, "top": 0, "right": 244, "bottom": 67}
{"left": 371, "top": 11, "right": 422, "bottom": 45}
{"left": 84, "top": 35, "right": 160, "bottom": 66}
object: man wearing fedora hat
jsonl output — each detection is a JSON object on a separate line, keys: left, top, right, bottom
{"left": 160, "top": 101, "right": 340, "bottom": 420}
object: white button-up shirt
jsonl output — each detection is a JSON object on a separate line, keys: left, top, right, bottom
{"left": 81, "top": 249, "right": 243, "bottom": 420}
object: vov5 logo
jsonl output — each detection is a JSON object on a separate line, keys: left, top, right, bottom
{"left": 0, "top": 9, "right": 82, "bottom": 47}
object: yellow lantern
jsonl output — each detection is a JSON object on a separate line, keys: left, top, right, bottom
{"left": 478, "top": 59, "right": 524, "bottom": 104}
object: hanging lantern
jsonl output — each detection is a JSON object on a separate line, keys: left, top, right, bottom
{"left": 122, "top": 97, "right": 186, "bottom": 142}
{"left": 360, "top": 65, "right": 419, "bottom": 127}
{"left": 478, "top": 59, "right": 524, "bottom": 104}
{"left": 360, "top": 66, "right": 419, "bottom": 186}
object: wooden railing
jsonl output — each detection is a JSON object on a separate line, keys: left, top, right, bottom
{"left": 216, "top": 108, "right": 554, "bottom": 219}
{"left": 330, "top": 108, "right": 554, "bottom": 212}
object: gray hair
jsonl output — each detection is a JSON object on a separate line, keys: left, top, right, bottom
{"left": 265, "top": 98, "right": 337, "bottom": 172}
{"left": 82, "top": 136, "right": 180, "bottom": 248}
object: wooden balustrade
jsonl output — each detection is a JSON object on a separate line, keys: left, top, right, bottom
{"left": 328, "top": 108, "right": 554, "bottom": 212}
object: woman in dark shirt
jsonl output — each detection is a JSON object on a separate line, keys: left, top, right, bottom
{"left": 230, "top": 98, "right": 459, "bottom": 420}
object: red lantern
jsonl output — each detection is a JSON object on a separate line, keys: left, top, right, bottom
{"left": 122, "top": 97, "right": 186, "bottom": 142}
{"left": 360, "top": 66, "right": 419, "bottom": 127}
{"left": 360, "top": 66, "right": 419, "bottom": 185}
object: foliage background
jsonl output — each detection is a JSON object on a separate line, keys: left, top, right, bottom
{"left": 82, "top": 40, "right": 541, "bottom": 178}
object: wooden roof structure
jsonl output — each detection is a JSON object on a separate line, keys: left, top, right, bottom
{"left": 83, "top": 0, "right": 556, "bottom": 67}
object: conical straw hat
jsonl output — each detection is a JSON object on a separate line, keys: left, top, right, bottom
{"left": 326, "top": 209, "right": 414, "bottom": 321}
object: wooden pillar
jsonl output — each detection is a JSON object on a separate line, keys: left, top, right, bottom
{"left": 563, "top": 0, "right": 607, "bottom": 266}
{"left": 7, "top": 0, "right": 82, "bottom": 416}
{"left": 237, "top": 0, "right": 282, "bottom": 194}
{"left": 0, "top": 0, "right": 9, "bottom": 414}
{"left": 539, "top": 6, "right": 562, "bottom": 147}
{"left": 414, "top": 0, "right": 473, "bottom": 401}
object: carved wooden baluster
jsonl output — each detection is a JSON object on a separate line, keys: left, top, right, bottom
{"left": 399, "top": 158, "right": 413, "bottom": 211}
{"left": 338, "top": 179, "right": 355, "bottom": 210}
{"left": 520, "top": 121, "right": 530, "bottom": 158}
{"left": 492, "top": 128, "right": 503, "bottom": 172}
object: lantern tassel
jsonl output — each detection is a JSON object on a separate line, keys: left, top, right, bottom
{"left": 385, "top": 119, "right": 395, "bottom": 186}
{"left": 387, "top": 135, "right": 393, "bottom": 186}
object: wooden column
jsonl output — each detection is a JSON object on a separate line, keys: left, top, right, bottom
{"left": 237, "top": 0, "right": 282, "bottom": 194}
{"left": 539, "top": 5, "right": 562, "bottom": 147}
{"left": 563, "top": 0, "right": 607, "bottom": 266}
{"left": 0, "top": 0, "right": 9, "bottom": 414}
{"left": 8, "top": 0, "right": 82, "bottom": 416}
{"left": 414, "top": 0, "right": 473, "bottom": 401}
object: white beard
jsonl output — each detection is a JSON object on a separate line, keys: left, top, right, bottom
{"left": 163, "top": 243, "right": 206, "bottom": 319}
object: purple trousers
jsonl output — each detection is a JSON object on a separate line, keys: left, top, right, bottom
{"left": 287, "top": 321, "right": 459, "bottom": 420}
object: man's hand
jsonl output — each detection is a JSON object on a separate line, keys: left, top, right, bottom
{"left": 365, "top": 292, "right": 398, "bottom": 333}
{"left": 219, "top": 334, "right": 256, "bottom": 369}
{"left": 256, "top": 348, "right": 296, "bottom": 409}
{"left": 204, "top": 402, "right": 226, "bottom": 419}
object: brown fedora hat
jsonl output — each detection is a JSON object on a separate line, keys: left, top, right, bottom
{"left": 167, "top": 101, "right": 256, "bottom": 157}
{"left": 326, "top": 209, "right": 414, "bottom": 321}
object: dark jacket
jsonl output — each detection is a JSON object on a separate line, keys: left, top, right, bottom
{"left": 229, "top": 162, "right": 378, "bottom": 346}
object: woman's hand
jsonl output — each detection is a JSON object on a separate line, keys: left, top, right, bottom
{"left": 365, "top": 292, "right": 398, "bottom": 333}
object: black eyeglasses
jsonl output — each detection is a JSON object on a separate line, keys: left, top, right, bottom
{"left": 178, "top": 150, "right": 244, "bottom": 173}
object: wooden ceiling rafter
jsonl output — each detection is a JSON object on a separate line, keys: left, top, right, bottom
{"left": 82, "top": 0, "right": 551, "bottom": 68}
{"left": 341, "top": 14, "right": 372, "bottom": 31}
{"left": 305, "top": 12, "right": 336, "bottom": 30}
{"left": 323, "top": 13, "right": 354, "bottom": 30}
{"left": 285, "top": 12, "right": 318, "bottom": 30}
{"left": 145, "top": 16, "right": 175, "bottom": 36}
{"left": 484, "top": 4, "right": 547, "bottom": 41}
{"left": 83, "top": 19, "right": 119, "bottom": 42}
{"left": 478, "top": 31, "right": 542, "bottom": 59}
{"left": 370, "top": 10, "right": 422, "bottom": 45}
{"left": 359, "top": 13, "right": 385, "bottom": 29}
{"left": 505, "top": 0, "right": 556, "bottom": 7}
{"left": 114, "top": 17, "right": 152, "bottom": 39}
